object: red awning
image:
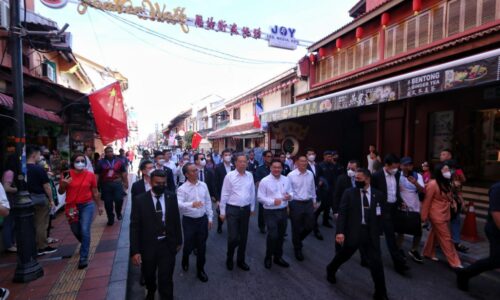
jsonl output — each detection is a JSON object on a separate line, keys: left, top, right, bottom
{"left": 0, "top": 93, "right": 63, "bottom": 124}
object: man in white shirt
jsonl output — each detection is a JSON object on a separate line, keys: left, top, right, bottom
{"left": 177, "top": 163, "right": 213, "bottom": 282}
{"left": 288, "top": 155, "right": 318, "bottom": 261}
{"left": 219, "top": 153, "right": 255, "bottom": 271}
{"left": 258, "top": 159, "right": 293, "bottom": 269}
{"left": 84, "top": 146, "right": 94, "bottom": 173}
{"left": 163, "top": 149, "right": 178, "bottom": 183}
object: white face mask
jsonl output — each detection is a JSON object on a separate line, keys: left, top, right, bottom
{"left": 147, "top": 169, "right": 154, "bottom": 177}
{"left": 307, "top": 155, "right": 316, "bottom": 162}
{"left": 158, "top": 159, "right": 166, "bottom": 165}
{"left": 442, "top": 171, "right": 452, "bottom": 179}
{"left": 347, "top": 169, "right": 356, "bottom": 178}
{"left": 223, "top": 156, "right": 232, "bottom": 163}
{"left": 388, "top": 168, "right": 397, "bottom": 175}
{"left": 74, "top": 162, "right": 86, "bottom": 170}
{"left": 286, "top": 154, "right": 291, "bottom": 159}
{"left": 199, "top": 159, "right": 207, "bottom": 167}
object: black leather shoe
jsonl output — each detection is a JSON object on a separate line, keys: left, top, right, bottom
{"left": 373, "top": 293, "right": 389, "bottom": 300}
{"left": 360, "top": 260, "right": 369, "bottom": 268}
{"left": 237, "top": 261, "right": 250, "bottom": 271}
{"left": 264, "top": 257, "right": 272, "bottom": 269}
{"left": 294, "top": 249, "right": 304, "bottom": 261}
{"left": 117, "top": 214, "right": 123, "bottom": 221}
{"left": 197, "top": 270, "right": 208, "bottom": 282}
{"left": 394, "top": 263, "right": 409, "bottom": 275}
{"left": 107, "top": 220, "right": 114, "bottom": 226}
{"left": 182, "top": 255, "right": 189, "bottom": 271}
{"left": 78, "top": 261, "right": 88, "bottom": 269}
{"left": 226, "top": 258, "right": 234, "bottom": 271}
{"left": 314, "top": 231, "right": 324, "bottom": 241}
{"left": 326, "top": 273, "right": 336, "bottom": 284}
{"left": 145, "top": 291, "right": 155, "bottom": 300}
{"left": 273, "top": 257, "right": 290, "bottom": 268}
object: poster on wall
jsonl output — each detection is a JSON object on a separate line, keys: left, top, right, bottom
{"left": 429, "top": 111, "right": 454, "bottom": 159}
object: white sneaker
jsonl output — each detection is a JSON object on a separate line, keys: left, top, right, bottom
{"left": 0, "top": 287, "right": 10, "bottom": 300}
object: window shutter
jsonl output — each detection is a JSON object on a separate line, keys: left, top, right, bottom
{"left": 447, "top": 0, "right": 462, "bottom": 37}
{"left": 418, "top": 12, "right": 430, "bottom": 47}
{"left": 464, "top": 0, "right": 478, "bottom": 30}
{"left": 355, "top": 43, "right": 363, "bottom": 69}
{"left": 385, "top": 27, "right": 395, "bottom": 58}
{"left": 406, "top": 18, "right": 417, "bottom": 51}
{"left": 339, "top": 51, "right": 346, "bottom": 75}
{"left": 395, "top": 24, "right": 405, "bottom": 55}
{"left": 332, "top": 53, "right": 339, "bottom": 77}
{"left": 432, "top": 5, "right": 445, "bottom": 42}
{"left": 481, "top": 0, "right": 496, "bottom": 24}
{"left": 371, "top": 35, "right": 379, "bottom": 64}
{"left": 347, "top": 47, "right": 354, "bottom": 71}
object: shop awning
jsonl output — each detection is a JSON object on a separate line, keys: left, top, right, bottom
{"left": 207, "top": 122, "right": 264, "bottom": 139}
{"left": 0, "top": 93, "right": 64, "bottom": 124}
{"left": 261, "top": 48, "right": 500, "bottom": 123}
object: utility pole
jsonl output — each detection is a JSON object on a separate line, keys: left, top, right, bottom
{"left": 10, "top": 0, "right": 44, "bottom": 282}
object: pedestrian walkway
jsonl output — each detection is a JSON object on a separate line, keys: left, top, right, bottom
{"left": 0, "top": 176, "right": 132, "bottom": 300}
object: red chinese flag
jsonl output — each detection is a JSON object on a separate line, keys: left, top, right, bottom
{"left": 191, "top": 132, "right": 202, "bottom": 149}
{"left": 88, "top": 82, "right": 129, "bottom": 145}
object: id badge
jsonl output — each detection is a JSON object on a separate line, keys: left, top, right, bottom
{"left": 376, "top": 205, "right": 381, "bottom": 216}
{"left": 107, "top": 169, "right": 114, "bottom": 178}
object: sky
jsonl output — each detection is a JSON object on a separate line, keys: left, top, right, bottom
{"left": 36, "top": 0, "right": 357, "bottom": 139}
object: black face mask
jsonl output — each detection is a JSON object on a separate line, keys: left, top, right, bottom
{"left": 355, "top": 180, "right": 365, "bottom": 189}
{"left": 152, "top": 184, "right": 166, "bottom": 195}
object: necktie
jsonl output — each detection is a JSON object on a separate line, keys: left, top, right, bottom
{"left": 155, "top": 196, "right": 164, "bottom": 226}
{"left": 362, "top": 190, "right": 369, "bottom": 208}
{"left": 362, "top": 190, "right": 370, "bottom": 224}
{"left": 199, "top": 170, "right": 204, "bottom": 182}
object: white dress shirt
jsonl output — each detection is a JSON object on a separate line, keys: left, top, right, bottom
{"left": 287, "top": 169, "right": 317, "bottom": 204}
{"left": 85, "top": 156, "right": 94, "bottom": 173}
{"left": 151, "top": 191, "right": 166, "bottom": 223}
{"left": 144, "top": 180, "right": 151, "bottom": 193}
{"left": 177, "top": 180, "right": 214, "bottom": 222}
{"left": 220, "top": 170, "right": 255, "bottom": 215}
{"left": 0, "top": 184, "right": 9, "bottom": 210}
{"left": 308, "top": 162, "right": 316, "bottom": 176}
{"left": 257, "top": 174, "right": 293, "bottom": 210}
{"left": 224, "top": 162, "right": 233, "bottom": 174}
{"left": 360, "top": 187, "right": 372, "bottom": 225}
{"left": 384, "top": 169, "right": 397, "bottom": 203}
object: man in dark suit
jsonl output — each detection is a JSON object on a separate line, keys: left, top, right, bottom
{"left": 326, "top": 168, "right": 389, "bottom": 300}
{"left": 246, "top": 150, "right": 259, "bottom": 174}
{"left": 194, "top": 153, "right": 217, "bottom": 200}
{"left": 153, "top": 151, "right": 176, "bottom": 193}
{"left": 130, "top": 170, "right": 182, "bottom": 300}
{"left": 255, "top": 150, "right": 273, "bottom": 234}
{"left": 305, "top": 148, "right": 324, "bottom": 240}
{"left": 371, "top": 154, "right": 409, "bottom": 274}
{"left": 316, "top": 150, "right": 343, "bottom": 229}
{"left": 131, "top": 160, "right": 155, "bottom": 201}
{"left": 279, "top": 153, "right": 291, "bottom": 176}
{"left": 214, "top": 149, "right": 235, "bottom": 233}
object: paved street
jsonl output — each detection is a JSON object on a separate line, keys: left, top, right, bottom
{"left": 128, "top": 208, "right": 500, "bottom": 300}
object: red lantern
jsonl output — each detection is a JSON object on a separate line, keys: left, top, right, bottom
{"left": 309, "top": 53, "right": 316, "bottom": 64}
{"left": 335, "top": 38, "right": 342, "bottom": 50}
{"left": 413, "top": 0, "right": 422, "bottom": 15}
{"left": 318, "top": 47, "right": 326, "bottom": 59}
{"left": 381, "top": 12, "right": 390, "bottom": 28}
{"left": 355, "top": 27, "right": 363, "bottom": 41}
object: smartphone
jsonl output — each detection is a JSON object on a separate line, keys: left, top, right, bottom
{"left": 64, "top": 171, "right": 71, "bottom": 180}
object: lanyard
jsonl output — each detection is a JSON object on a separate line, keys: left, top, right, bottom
{"left": 106, "top": 159, "right": 115, "bottom": 169}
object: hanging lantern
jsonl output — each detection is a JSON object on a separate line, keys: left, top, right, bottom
{"left": 318, "top": 47, "right": 326, "bottom": 59}
{"left": 381, "top": 12, "right": 390, "bottom": 28}
{"left": 413, "top": 0, "right": 422, "bottom": 15}
{"left": 335, "top": 38, "right": 342, "bottom": 51}
{"left": 355, "top": 27, "right": 364, "bottom": 41}
{"left": 309, "top": 53, "right": 316, "bottom": 65}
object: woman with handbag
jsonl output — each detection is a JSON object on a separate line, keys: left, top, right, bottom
{"left": 421, "top": 163, "right": 463, "bottom": 269}
{"left": 396, "top": 157, "right": 426, "bottom": 263}
{"left": 59, "top": 153, "right": 104, "bottom": 269}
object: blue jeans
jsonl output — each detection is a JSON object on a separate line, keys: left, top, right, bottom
{"left": 70, "top": 201, "right": 95, "bottom": 263}
{"left": 451, "top": 215, "right": 461, "bottom": 244}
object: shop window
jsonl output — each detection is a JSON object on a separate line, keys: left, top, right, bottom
{"left": 432, "top": 5, "right": 445, "bottom": 42}
{"left": 463, "top": 0, "right": 478, "bottom": 30}
{"left": 406, "top": 18, "right": 417, "bottom": 51}
{"left": 481, "top": 0, "right": 497, "bottom": 24}
{"left": 233, "top": 107, "right": 240, "bottom": 120}
{"left": 418, "top": 12, "right": 430, "bottom": 47}
{"left": 447, "top": 0, "right": 462, "bottom": 37}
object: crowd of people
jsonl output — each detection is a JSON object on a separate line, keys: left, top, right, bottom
{"left": 128, "top": 145, "right": 499, "bottom": 300}
{"left": 0, "top": 144, "right": 498, "bottom": 300}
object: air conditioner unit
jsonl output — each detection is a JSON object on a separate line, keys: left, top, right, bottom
{"left": 42, "top": 62, "right": 55, "bottom": 82}
{"left": 0, "top": 1, "right": 9, "bottom": 30}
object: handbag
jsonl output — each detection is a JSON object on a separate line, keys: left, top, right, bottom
{"left": 393, "top": 207, "right": 422, "bottom": 236}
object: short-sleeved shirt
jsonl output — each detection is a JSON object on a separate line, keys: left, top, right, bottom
{"left": 26, "top": 163, "right": 50, "bottom": 194}
{"left": 95, "top": 157, "right": 126, "bottom": 184}
{"left": 62, "top": 170, "right": 97, "bottom": 204}
{"left": 487, "top": 182, "right": 500, "bottom": 239}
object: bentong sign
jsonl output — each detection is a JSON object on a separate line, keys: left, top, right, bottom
{"left": 77, "top": 0, "right": 189, "bottom": 33}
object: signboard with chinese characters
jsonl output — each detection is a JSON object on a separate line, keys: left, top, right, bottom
{"left": 267, "top": 26, "right": 299, "bottom": 50}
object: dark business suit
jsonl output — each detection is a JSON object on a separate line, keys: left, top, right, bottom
{"left": 130, "top": 191, "right": 182, "bottom": 300}
{"left": 281, "top": 163, "right": 291, "bottom": 176}
{"left": 371, "top": 169, "right": 407, "bottom": 270}
{"left": 326, "top": 187, "right": 388, "bottom": 298}
{"left": 315, "top": 162, "right": 342, "bottom": 226}
{"left": 333, "top": 173, "right": 356, "bottom": 252}
{"left": 247, "top": 160, "right": 259, "bottom": 174}
{"left": 198, "top": 168, "right": 216, "bottom": 199}
{"left": 131, "top": 179, "right": 148, "bottom": 201}
{"left": 215, "top": 163, "right": 235, "bottom": 231}
{"left": 255, "top": 164, "right": 271, "bottom": 232}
